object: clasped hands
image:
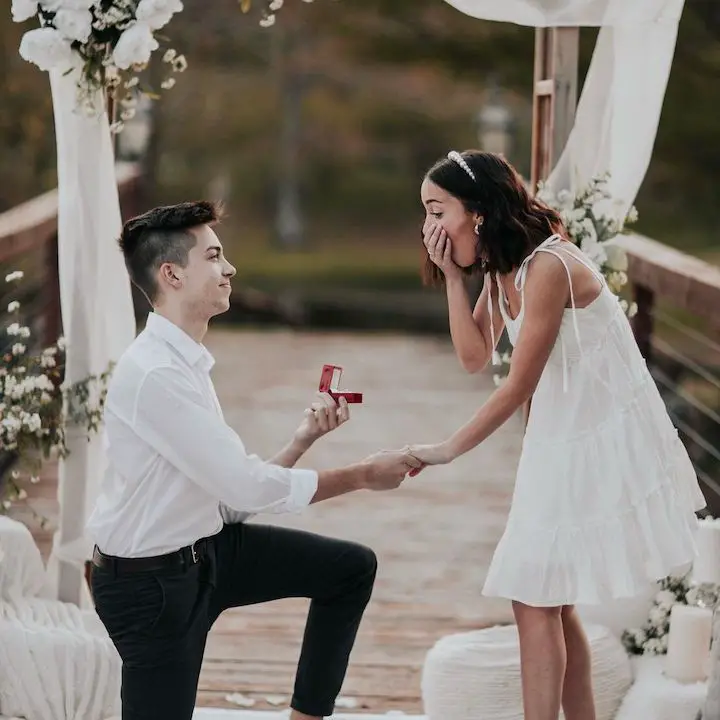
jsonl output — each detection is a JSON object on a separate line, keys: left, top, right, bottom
{"left": 294, "top": 392, "right": 454, "bottom": 480}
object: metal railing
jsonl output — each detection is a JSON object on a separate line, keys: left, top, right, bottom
{"left": 617, "top": 233, "right": 720, "bottom": 514}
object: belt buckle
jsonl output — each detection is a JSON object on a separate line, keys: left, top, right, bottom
{"left": 190, "top": 541, "right": 199, "bottom": 564}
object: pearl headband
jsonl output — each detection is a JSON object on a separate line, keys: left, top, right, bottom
{"left": 447, "top": 150, "right": 476, "bottom": 181}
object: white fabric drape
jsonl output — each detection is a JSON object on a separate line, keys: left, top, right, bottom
{"left": 48, "top": 68, "right": 136, "bottom": 604}
{"left": 443, "top": 0, "right": 685, "bottom": 220}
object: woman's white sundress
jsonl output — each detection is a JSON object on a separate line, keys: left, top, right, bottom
{"left": 482, "top": 235, "right": 706, "bottom": 607}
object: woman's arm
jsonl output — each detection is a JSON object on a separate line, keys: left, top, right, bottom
{"left": 409, "top": 253, "right": 568, "bottom": 466}
{"left": 446, "top": 254, "right": 568, "bottom": 455}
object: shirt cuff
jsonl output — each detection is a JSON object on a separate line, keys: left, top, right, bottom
{"left": 286, "top": 468, "right": 319, "bottom": 512}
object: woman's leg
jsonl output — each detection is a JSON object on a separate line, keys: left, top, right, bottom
{"left": 560, "top": 605, "right": 596, "bottom": 720}
{"left": 512, "top": 600, "right": 566, "bottom": 720}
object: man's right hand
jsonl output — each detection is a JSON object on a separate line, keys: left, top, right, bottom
{"left": 361, "top": 450, "right": 422, "bottom": 491}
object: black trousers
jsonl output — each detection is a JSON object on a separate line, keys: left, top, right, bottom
{"left": 91, "top": 523, "right": 378, "bottom": 719}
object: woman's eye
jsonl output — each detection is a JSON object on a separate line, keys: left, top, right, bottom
{"left": 430, "top": 212, "right": 443, "bottom": 219}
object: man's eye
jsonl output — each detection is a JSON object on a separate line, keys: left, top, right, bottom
{"left": 430, "top": 212, "right": 443, "bottom": 219}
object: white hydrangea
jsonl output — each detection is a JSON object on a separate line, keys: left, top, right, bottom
{"left": 112, "top": 22, "right": 159, "bottom": 70}
{"left": 11, "top": 0, "right": 38, "bottom": 23}
{"left": 19, "top": 27, "right": 76, "bottom": 73}
{"left": 135, "top": 0, "right": 184, "bottom": 30}
{"left": 53, "top": 8, "right": 94, "bottom": 43}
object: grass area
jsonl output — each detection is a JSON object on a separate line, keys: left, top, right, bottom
{"left": 238, "top": 242, "right": 424, "bottom": 291}
{"left": 221, "top": 220, "right": 427, "bottom": 292}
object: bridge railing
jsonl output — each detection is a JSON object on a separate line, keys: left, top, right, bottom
{"left": 0, "top": 163, "right": 143, "bottom": 357}
{"left": 617, "top": 233, "right": 720, "bottom": 514}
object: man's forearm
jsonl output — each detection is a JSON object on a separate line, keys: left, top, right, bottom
{"left": 310, "top": 464, "right": 369, "bottom": 504}
{"left": 269, "top": 437, "right": 312, "bottom": 468}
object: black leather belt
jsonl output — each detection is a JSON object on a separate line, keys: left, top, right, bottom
{"left": 92, "top": 536, "right": 214, "bottom": 575}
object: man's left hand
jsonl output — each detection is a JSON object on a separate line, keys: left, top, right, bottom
{"left": 294, "top": 392, "right": 350, "bottom": 447}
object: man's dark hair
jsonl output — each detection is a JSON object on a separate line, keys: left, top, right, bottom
{"left": 118, "top": 201, "right": 223, "bottom": 303}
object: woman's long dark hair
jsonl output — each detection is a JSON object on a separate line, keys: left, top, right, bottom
{"left": 422, "top": 151, "right": 565, "bottom": 286}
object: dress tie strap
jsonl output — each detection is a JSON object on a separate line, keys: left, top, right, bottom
{"left": 486, "top": 273, "right": 501, "bottom": 366}
{"left": 514, "top": 235, "right": 583, "bottom": 393}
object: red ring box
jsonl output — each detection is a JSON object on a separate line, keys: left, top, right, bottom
{"left": 319, "top": 364, "right": 363, "bottom": 403}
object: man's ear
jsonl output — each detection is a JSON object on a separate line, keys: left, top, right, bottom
{"left": 159, "top": 263, "right": 183, "bottom": 288}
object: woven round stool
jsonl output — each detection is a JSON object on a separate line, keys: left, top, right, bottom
{"left": 422, "top": 623, "right": 632, "bottom": 720}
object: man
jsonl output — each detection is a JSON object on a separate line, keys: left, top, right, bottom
{"left": 87, "top": 201, "right": 420, "bottom": 720}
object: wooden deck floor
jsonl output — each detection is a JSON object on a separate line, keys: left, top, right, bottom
{"left": 11, "top": 329, "right": 523, "bottom": 714}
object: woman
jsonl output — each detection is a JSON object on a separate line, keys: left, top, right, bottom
{"left": 408, "top": 150, "right": 705, "bottom": 720}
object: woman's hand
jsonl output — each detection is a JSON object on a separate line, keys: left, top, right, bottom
{"left": 294, "top": 392, "right": 350, "bottom": 448}
{"left": 404, "top": 441, "right": 455, "bottom": 476}
{"left": 423, "top": 224, "right": 462, "bottom": 281}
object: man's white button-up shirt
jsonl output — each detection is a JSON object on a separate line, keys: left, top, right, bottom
{"left": 86, "top": 312, "right": 318, "bottom": 558}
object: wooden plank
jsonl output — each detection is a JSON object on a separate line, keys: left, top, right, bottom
{"left": 616, "top": 233, "right": 720, "bottom": 332}
{"left": 530, "top": 27, "right": 579, "bottom": 190}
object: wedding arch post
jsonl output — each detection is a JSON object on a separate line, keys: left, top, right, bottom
{"left": 530, "top": 28, "right": 579, "bottom": 191}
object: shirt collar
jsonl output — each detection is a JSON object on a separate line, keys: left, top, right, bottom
{"left": 145, "top": 312, "right": 215, "bottom": 371}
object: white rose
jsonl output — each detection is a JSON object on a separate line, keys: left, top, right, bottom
{"left": 12, "top": 0, "right": 39, "bottom": 23}
{"left": 605, "top": 243, "right": 628, "bottom": 272}
{"left": 112, "top": 22, "right": 159, "bottom": 69}
{"left": 19, "top": 27, "right": 76, "bottom": 72}
{"left": 570, "top": 207, "right": 586, "bottom": 222}
{"left": 135, "top": 0, "right": 184, "bottom": 30}
{"left": 633, "top": 628, "right": 647, "bottom": 646}
{"left": 53, "top": 8, "right": 93, "bottom": 43}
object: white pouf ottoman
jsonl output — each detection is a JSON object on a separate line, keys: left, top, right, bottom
{"left": 0, "top": 597, "right": 121, "bottom": 720}
{"left": 615, "top": 656, "right": 707, "bottom": 720}
{"left": 421, "top": 623, "right": 632, "bottom": 720}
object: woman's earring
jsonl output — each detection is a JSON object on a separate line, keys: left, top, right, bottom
{"left": 474, "top": 218, "right": 483, "bottom": 236}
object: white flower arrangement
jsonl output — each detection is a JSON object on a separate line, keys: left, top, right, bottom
{"left": 12, "top": 0, "right": 187, "bottom": 126}
{"left": 492, "top": 175, "right": 639, "bottom": 386}
{"left": 621, "top": 572, "right": 720, "bottom": 656}
{"left": 536, "top": 174, "right": 639, "bottom": 310}
{"left": 1, "top": 271, "right": 113, "bottom": 519}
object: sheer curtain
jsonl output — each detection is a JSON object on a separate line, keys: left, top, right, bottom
{"left": 443, "top": 0, "right": 685, "bottom": 219}
{"left": 48, "top": 68, "right": 136, "bottom": 605}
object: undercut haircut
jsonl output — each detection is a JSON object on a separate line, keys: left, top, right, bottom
{"left": 118, "top": 200, "right": 223, "bottom": 303}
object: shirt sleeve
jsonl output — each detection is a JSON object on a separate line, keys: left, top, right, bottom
{"left": 132, "top": 364, "right": 318, "bottom": 514}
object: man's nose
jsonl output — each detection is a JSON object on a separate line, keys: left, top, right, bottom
{"left": 224, "top": 261, "right": 236, "bottom": 278}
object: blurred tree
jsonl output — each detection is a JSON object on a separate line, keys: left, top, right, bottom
{"left": 0, "top": 17, "right": 56, "bottom": 212}
{"left": 0, "top": 0, "right": 718, "bottom": 253}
